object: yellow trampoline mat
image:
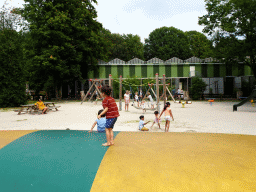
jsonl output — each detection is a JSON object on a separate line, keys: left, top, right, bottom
{"left": 0, "top": 130, "right": 37, "bottom": 149}
{"left": 91, "top": 132, "right": 256, "bottom": 192}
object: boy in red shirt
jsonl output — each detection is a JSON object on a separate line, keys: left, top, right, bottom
{"left": 97, "top": 85, "right": 119, "bottom": 146}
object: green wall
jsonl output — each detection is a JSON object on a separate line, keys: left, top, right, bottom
{"left": 195, "top": 65, "right": 202, "bottom": 76}
{"left": 123, "top": 65, "right": 129, "bottom": 78}
{"left": 207, "top": 64, "right": 214, "bottom": 77}
{"left": 111, "top": 65, "right": 118, "bottom": 78}
{"left": 183, "top": 65, "right": 190, "bottom": 77}
{"left": 93, "top": 63, "right": 253, "bottom": 79}
{"left": 159, "top": 65, "right": 165, "bottom": 77}
{"left": 147, "top": 65, "right": 154, "bottom": 77}
{"left": 135, "top": 65, "right": 141, "bottom": 78}
{"left": 171, "top": 65, "right": 178, "bottom": 77}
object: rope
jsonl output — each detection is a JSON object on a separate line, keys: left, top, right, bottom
{"left": 113, "top": 78, "right": 156, "bottom": 87}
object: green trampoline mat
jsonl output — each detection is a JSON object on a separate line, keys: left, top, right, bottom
{"left": 0, "top": 130, "right": 120, "bottom": 192}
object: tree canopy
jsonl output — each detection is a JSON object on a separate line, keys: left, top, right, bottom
{"left": 198, "top": 0, "right": 256, "bottom": 78}
{"left": 0, "top": 8, "right": 27, "bottom": 107}
{"left": 13, "top": 0, "right": 108, "bottom": 95}
{"left": 144, "top": 26, "right": 193, "bottom": 61}
{"left": 185, "top": 30, "right": 213, "bottom": 59}
{"left": 100, "top": 28, "right": 144, "bottom": 62}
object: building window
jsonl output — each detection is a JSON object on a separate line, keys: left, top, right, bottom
{"left": 190, "top": 66, "right": 195, "bottom": 77}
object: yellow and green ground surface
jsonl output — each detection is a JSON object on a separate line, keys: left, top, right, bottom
{"left": 0, "top": 130, "right": 256, "bottom": 192}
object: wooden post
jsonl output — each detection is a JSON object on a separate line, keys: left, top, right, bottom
{"left": 163, "top": 74, "right": 166, "bottom": 105}
{"left": 81, "top": 80, "right": 96, "bottom": 104}
{"left": 94, "top": 84, "right": 104, "bottom": 98}
{"left": 89, "top": 89, "right": 97, "bottom": 102}
{"left": 166, "top": 87, "right": 176, "bottom": 102}
{"left": 150, "top": 88, "right": 157, "bottom": 98}
{"left": 142, "top": 83, "right": 153, "bottom": 101}
{"left": 156, "top": 73, "right": 160, "bottom": 112}
{"left": 109, "top": 74, "right": 112, "bottom": 87}
{"left": 187, "top": 77, "right": 189, "bottom": 100}
{"left": 109, "top": 74, "right": 112, "bottom": 97}
{"left": 119, "top": 75, "right": 122, "bottom": 111}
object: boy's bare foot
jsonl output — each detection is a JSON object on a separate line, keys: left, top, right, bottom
{"left": 102, "top": 143, "right": 111, "bottom": 146}
{"left": 110, "top": 142, "right": 114, "bottom": 145}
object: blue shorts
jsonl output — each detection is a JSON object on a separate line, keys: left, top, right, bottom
{"left": 106, "top": 118, "right": 117, "bottom": 129}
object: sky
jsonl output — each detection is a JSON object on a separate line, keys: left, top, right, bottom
{"left": 0, "top": 0, "right": 208, "bottom": 43}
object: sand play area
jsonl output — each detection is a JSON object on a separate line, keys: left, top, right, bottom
{"left": 1, "top": 101, "right": 256, "bottom": 191}
{"left": 1, "top": 100, "right": 256, "bottom": 135}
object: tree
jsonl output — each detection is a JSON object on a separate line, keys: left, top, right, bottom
{"left": 190, "top": 76, "right": 207, "bottom": 100}
{"left": 144, "top": 26, "right": 192, "bottom": 61}
{"left": 185, "top": 30, "right": 213, "bottom": 59}
{"left": 122, "top": 34, "right": 144, "bottom": 61}
{"left": 13, "top": 0, "right": 109, "bottom": 96}
{"left": 0, "top": 8, "right": 27, "bottom": 107}
{"left": 100, "top": 28, "right": 144, "bottom": 62}
{"left": 198, "top": 0, "right": 256, "bottom": 78}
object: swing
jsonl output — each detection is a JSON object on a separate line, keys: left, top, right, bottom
{"left": 132, "top": 83, "right": 158, "bottom": 111}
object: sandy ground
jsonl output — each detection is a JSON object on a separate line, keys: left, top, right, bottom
{"left": 1, "top": 100, "right": 256, "bottom": 135}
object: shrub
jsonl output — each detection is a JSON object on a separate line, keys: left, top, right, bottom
{"left": 190, "top": 76, "right": 207, "bottom": 100}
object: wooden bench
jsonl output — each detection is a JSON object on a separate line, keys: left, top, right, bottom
{"left": 17, "top": 104, "right": 37, "bottom": 115}
{"left": 48, "top": 106, "right": 61, "bottom": 111}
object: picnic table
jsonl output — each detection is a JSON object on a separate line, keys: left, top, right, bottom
{"left": 44, "top": 102, "right": 61, "bottom": 111}
{"left": 17, "top": 104, "right": 37, "bottom": 115}
{"left": 16, "top": 102, "right": 61, "bottom": 115}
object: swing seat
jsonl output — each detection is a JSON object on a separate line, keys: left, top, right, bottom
{"left": 132, "top": 105, "right": 157, "bottom": 111}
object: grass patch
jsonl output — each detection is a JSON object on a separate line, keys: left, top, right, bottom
{"left": 124, "top": 120, "right": 140, "bottom": 123}
{"left": 0, "top": 107, "right": 19, "bottom": 112}
{"left": 16, "top": 119, "right": 27, "bottom": 121}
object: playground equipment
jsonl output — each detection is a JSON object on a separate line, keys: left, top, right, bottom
{"left": 119, "top": 76, "right": 157, "bottom": 111}
{"left": 81, "top": 79, "right": 103, "bottom": 104}
{"left": 233, "top": 89, "right": 256, "bottom": 111}
{"left": 81, "top": 75, "right": 113, "bottom": 104}
{"left": 208, "top": 99, "right": 215, "bottom": 106}
{"left": 119, "top": 74, "right": 167, "bottom": 112}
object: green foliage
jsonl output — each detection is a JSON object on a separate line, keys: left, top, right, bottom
{"left": 185, "top": 31, "right": 213, "bottom": 59}
{"left": 0, "top": 28, "right": 27, "bottom": 107}
{"left": 190, "top": 76, "right": 207, "bottom": 100}
{"left": 198, "top": 0, "right": 256, "bottom": 78}
{"left": 144, "top": 26, "right": 193, "bottom": 61}
{"left": 211, "top": 32, "right": 244, "bottom": 64}
{"left": 17, "top": 0, "right": 108, "bottom": 94}
{"left": 100, "top": 28, "right": 144, "bottom": 62}
{"left": 241, "top": 80, "right": 253, "bottom": 97}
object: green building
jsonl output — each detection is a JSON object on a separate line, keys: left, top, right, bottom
{"left": 63, "top": 57, "right": 255, "bottom": 99}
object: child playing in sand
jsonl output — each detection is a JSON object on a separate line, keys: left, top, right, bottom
{"left": 147, "top": 93, "right": 154, "bottom": 109}
{"left": 98, "top": 85, "right": 119, "bottom": 146}
{"left": 142, "top": 100, "right": 146, "bottom": 113}
{"left": 159, "top": 102, "right": 174, "bottom": 132}
{"left": 89, "top": 109, "right": 106, "bottom": 133}
{"left": 139, "top": 115, "right": 150, "bottom": 131}
{"left": 134, "top": 92, "right": 139, "bottom": 107}
{"left": 151, "top": 111, "right": 161, "bottom": 129}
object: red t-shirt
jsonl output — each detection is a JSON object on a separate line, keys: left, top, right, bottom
{"left": 102, "top": 96, "right": 120, "bottom": 119}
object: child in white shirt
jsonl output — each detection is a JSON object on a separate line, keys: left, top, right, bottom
{"left": 139, "top": 115, "right": 150, "bottom": 131}
{"left": 124, "top": 90, "right": 130, "bottom": 111}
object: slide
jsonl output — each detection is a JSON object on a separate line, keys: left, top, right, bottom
{"left": 233, "top": 89, "right": 256, "bottom": 111}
